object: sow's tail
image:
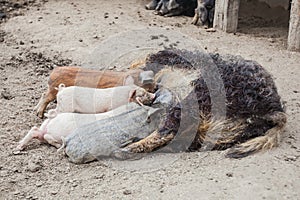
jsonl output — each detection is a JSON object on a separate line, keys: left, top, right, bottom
{"left": 226, "top": 112, "right": 287, "bottom": 158}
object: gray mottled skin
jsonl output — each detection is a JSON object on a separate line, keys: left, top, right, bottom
{"left": 64, "top": 102, "right": 163, "bottom": 164}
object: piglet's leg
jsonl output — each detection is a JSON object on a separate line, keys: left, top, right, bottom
{"left": 16, "top": 126, "right": 42, "bottom": 150}
{"left": 123, "top": 130, "right": 175, "bottom": 153}
{"left": 191, "top": 10, "right": 199, "bottom": 25}
{"left": 43, "top": 134, "right": 62, "bottom": 149}
{"left": 33, "top": 93, "right": 45, "bottom": 112}
{"left": 34, "top": 87, "right": 57, "bottom": 118}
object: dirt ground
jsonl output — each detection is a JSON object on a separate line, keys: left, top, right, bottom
{"left": 0, "top": 0, "right": 299, "bottom": 199}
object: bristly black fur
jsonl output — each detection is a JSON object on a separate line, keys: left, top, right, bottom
{"left": 142, "top": 49, "right": 286, "bottom": 157}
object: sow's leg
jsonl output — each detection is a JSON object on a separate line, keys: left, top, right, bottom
{"left": 122, "top": 88, "right": 200, "bottom": 154}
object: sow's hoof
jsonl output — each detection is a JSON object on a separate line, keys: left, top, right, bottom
{"left": 111, "top": 149, "right": 144, "bottom": 161}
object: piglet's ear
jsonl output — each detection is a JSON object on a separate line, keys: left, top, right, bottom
{"left": 124, "top": 75, "right": 134, "bottom": 86}
{"left": 128, "top": 89, "right": 136, "bottom": 102}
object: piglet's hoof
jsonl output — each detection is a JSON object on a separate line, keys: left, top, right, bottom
{"left": 12, "top": 149, "right": 27, "bottom": 155}
{"left": 15, "top": 144, "right": 24, "bottom": 151}
{"left": 111, "top": 148, "right": 143, "bottom": 161}
{"left": 206, "top": 28, "right": 216, "bottom": 32}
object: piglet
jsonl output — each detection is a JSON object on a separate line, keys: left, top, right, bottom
{"left": 55, "top": 84, "right": 155, "bottom": 114}
{"left": 16, "top": 103, "right": 141, "bottom": 150}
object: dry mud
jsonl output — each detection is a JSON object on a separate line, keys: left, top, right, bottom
{"left": 0, "top": 0, "right": 299, "bottom": 199}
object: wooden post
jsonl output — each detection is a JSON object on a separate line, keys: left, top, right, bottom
{"left": 213, "top": 0, "right": 240, "bottom": 33}
{"left": 288, "top": 0, "right": 300, "bottom": 51}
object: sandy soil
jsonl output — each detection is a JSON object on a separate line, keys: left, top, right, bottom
{"left": 0, "top": 0, "right": 299, "bottom": 199}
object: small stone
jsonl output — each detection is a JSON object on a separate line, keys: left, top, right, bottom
{"left": 93, "top": 174, "right": 105, "bottom": 179}
{"left": 150, "top": 35, "right": 159, "bottom": 40}
{"left": 285, "top": 155, "right": 297, "bottom": 162}
{"left": 123, "top": 190, "right": 132, "bottom": 195}
{"left": 108, "top": 66, "right": 116, "bottom": 70}
{"left": 27, "top": 163, "right": 41, "bottom": 172}
{"left": 36, "top": 181, "right": 43, "bottom": 187}
{"left": 1, "top": 90, "right": 14, "bottom": 100}
{"left": 13, "top": 191, "right": 20, "bottom": 195}
{"left": 51, "top": 190, "right": 58, "bottom": 195}
{"left": 0, "top": 12, "right": 7, "bottom": 19}
{"left": 206, "top": 28, "right": 216, "bottom": 32}
{"left": 12, "top": 167, "right": 20, "bottom": 173}
{"left": 79, "top": 39, "right": 83, "bottom": 42}
{"left": 268, "top": 38, "right": 275, "bottom": 43}
{"left": 226, "top": 172, "right": 233, "bottom": 177}
{"left": 20, "top": 41, "right": 25, "bottom": 45}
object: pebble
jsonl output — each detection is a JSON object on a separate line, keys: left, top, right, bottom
{"left": 150, "top": 35, "right": 159, "bottom": 40}
{"left": 27, "top": 163, "right": 41, "bottom": 172}
{"left": 12, "top": 167, "right": 21, "bottom": 173}
{"left": 0, "top": 12, "right": 6, "bottom": 19}
{"left": 206, "top": 28, "right": 216, "bottom": 32}
{"left": 104, "top": 12, "right": 109, "bottom": 18}
{"left": 36, "top": 181, "right": 43, "bottom": 187}
{"left": 13, "top": 191, "right": 20, "bottom": 195}
{"left": 123, "top": 190, "right": 132, "bottom": 195}
{"left": 51, "top": 190, "right": 58, "bottom": 195}
{"left": 268, "top": 38, "right": 275, "bottom": 43}
{"left": 285, "top": 155, "right": 297, "bottom": 162}
{"left": 108, "top": 66, "right": 116, "bottom": 70}
{"left": 1, "top": 90, "right": 14, "bottom": 100}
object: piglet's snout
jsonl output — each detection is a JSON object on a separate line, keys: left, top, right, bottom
{"left": 150, "top": 93, "right": 156, "bottom": 100}
{"left": 139, "top": 91, "right": 156, "bottom": 105}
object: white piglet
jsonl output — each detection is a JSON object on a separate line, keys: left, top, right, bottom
{"left": 56, "top": 84, "right": 155, "bottom": 114}
{"left": 16, "top": 103, "right": 140, "bottom": 150}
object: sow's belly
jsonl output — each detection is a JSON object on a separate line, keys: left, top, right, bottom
{"left": 65, "top": 102, "right": 162, "bottom": 164}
